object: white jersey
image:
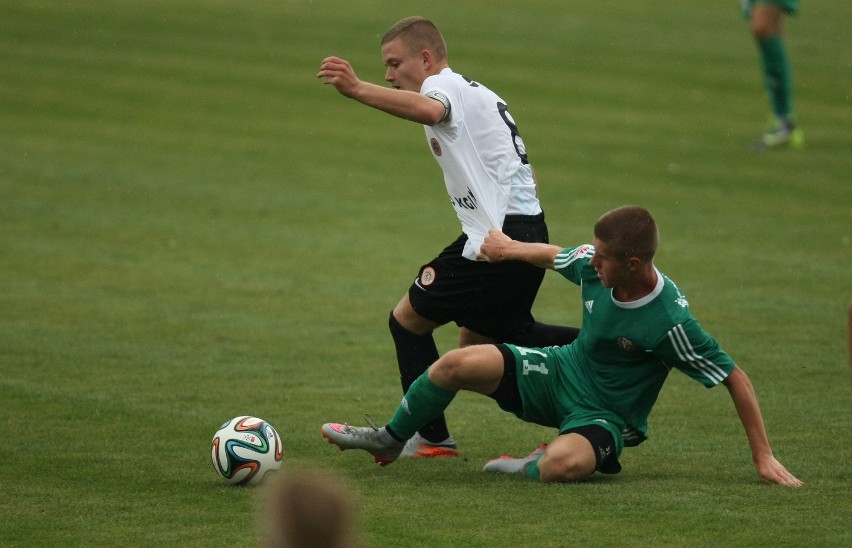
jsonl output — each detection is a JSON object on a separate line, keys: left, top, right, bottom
{"left": 421, "top": 68, "right": 542, "bottom": 260}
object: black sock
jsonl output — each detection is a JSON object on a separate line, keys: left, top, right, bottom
{"left": 512, "top": 321, "right": 580, "bottom": 347}
{"left": 388, "top": 312, "right": 449, "bottom": 442}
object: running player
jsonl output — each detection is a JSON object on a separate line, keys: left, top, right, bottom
{"left": 320, "top": 206, "right": 802, "bottom": 486}
{"left": 317, "top": 17, "right": 579, "bottom": 459}
{"left": 743, "top": 0, "right": 804, "bottom": 149}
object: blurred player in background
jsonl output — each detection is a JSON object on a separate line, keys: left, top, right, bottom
{"left": 318, "top": 17, "right": 579, "bottom": 459}
{"left": 743, "top": 0, "right": 804, "bottom": 149}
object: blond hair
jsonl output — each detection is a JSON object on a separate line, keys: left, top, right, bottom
{"left": 381, "top": 16, "right": 448, "bottom": 62}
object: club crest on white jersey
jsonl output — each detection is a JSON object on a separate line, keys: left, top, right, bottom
{"left": 420, "top": 266, "right": 436, "bottom": 286}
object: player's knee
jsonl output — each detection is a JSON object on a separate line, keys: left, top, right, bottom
{"left": 537, "top": 452, "right": 595, "bottom": 483}
{"left": 428, "top": 349, "right": 468, "bottom": 386}
{"left": 750, "top": 14, "right": 780, "bottom": 40}
{"left": 751, "top": 23, "right": 775, "bottom": 40}
{"left": 390, "top": 296, "right": 440, "bottom": 336}
{"left": 458, "top": 327, "right": 494, "bottom": 347}
{"left": 430, "top": 346, "right": 493, "bottom": 390}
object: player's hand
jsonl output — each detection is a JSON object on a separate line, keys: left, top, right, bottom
{"left": 317, "top": 56, "right": 362, "bottom": 98}
{"left": 477, "top": 229, "right": 512, "bottom": 262}
{"left": 755, "top": 455, "right": 803, "bottom": 487}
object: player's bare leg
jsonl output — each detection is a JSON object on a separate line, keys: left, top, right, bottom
{"left": 536, "top": 433, "right": 598, "bottom": 482}
{"left": 484, "top": 433, "right": 597, "bottom": 482}
{"left": 750, "top": 3, "right": 803, "bottom": 149}
{"left": 458, "top": 327, "right": 496, "bottom": 347}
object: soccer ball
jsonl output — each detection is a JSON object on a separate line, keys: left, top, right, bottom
{"left": 211, "top": 416, "right": 284, "bottom": 486}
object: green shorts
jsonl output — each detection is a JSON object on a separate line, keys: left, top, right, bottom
{"left": 741, "top": 0, "right": 799, "bottom": 18}
{"left": 501, "top": 344, "right": 625, "bottom": 473}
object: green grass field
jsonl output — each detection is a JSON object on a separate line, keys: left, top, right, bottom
{"left": 2, "top": 1, "right": 850, "bottom": 545}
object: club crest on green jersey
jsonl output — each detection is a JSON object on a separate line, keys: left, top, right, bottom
{"left": 572, "top": 244, "right": 594, "bottom": 259}
{"left": 617, "top": 337, "right": 636, "bottom": 351}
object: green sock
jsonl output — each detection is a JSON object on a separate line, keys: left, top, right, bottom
{"left": 523, "top": 457, "right": 542, "bottom": 480}
{"left": 757, "top": 35, "right": 794, "bottom": 118}
{"left": 387, "top": 373, "right": 456, "bottom": 440}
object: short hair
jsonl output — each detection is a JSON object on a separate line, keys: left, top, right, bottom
{"left": 594, "top": 205, "right": 659, "bottom": 262}
{"left": 381, "top": 16, "right": 448, "bottom": 62}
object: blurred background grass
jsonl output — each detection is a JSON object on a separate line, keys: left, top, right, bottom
{"left": 1, "top": 1, "right": 849, "bottom": 546}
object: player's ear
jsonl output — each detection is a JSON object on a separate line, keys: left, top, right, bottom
{"left": 626, "top": 256, "right": 642, "bottom": 272}
{"left": 420, "top": 49, "right": 433, "bottom": 69}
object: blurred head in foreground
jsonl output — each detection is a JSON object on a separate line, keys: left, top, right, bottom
{"left": 262, "top": 470, "right": 356, "bottom": 548}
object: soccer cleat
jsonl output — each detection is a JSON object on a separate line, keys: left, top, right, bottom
{"left": 400, "top": 433, "right": 459, "bottom": 459}
{"left": 753, "top": 117, "right": 805, "bottom": 150}
{"left": 321, "top": 422, "right": 405, "bottom": 466}
{"left": 483, "top": 444, "right": 547, "bottom": 475}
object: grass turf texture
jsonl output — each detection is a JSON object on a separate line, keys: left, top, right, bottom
{"left": 1, "top": 0, "right": 850, "bottom": 545}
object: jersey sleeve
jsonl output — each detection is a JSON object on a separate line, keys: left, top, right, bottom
{"left": 424, "top": 90, "right": 451, "bottom": 123}
{"left": 421, "top": 74, "right": 457, "bottom": 128}
{"left": 656, "top": 318, "right": 735, "bottom": 387}
{"left": 553, "top": 244, "right": 595, "bottom": 286}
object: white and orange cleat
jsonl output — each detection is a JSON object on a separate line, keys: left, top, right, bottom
{"left": 321, "top": 422, "right": 404, "bottom": 466}
{"left": 400, "top": 433, "right": 459, "bottom": 459}
{"left": 483, "top": 444, "right": 547, "bottom": 475}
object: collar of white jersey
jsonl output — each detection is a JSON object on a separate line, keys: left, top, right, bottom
{"left": 611, "top": 267, "right": 665, "bottom": 309}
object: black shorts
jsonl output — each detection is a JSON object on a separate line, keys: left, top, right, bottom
{"left": 407, "top": 213, "right": 548, "bottom": 341}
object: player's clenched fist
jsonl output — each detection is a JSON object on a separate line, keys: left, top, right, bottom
{"left": 477, "top": 229, "right": 512, "bottom": 263}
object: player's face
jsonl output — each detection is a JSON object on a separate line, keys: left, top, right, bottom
{"left": 590, "top": 238, "right": 629, "bottom": 288}
{"left": 382, "top": 38, "right": 426, "bottom": 92}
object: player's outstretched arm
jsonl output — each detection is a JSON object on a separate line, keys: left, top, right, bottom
{"left": 477, "top": 229, "right": 562, "bottom": 270}
{"left": 317, "top": 56, "right": 445, "bottom": 125}
{"left": 722, "top": 366, "right": 803, "bottom": 487}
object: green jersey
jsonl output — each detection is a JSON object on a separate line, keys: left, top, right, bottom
{"left": 509, "top": 244, "right": 735, "bottom": 452}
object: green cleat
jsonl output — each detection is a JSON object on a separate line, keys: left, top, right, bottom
{"left": 754, "top": 116, "right": 805, "bottom": 150}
